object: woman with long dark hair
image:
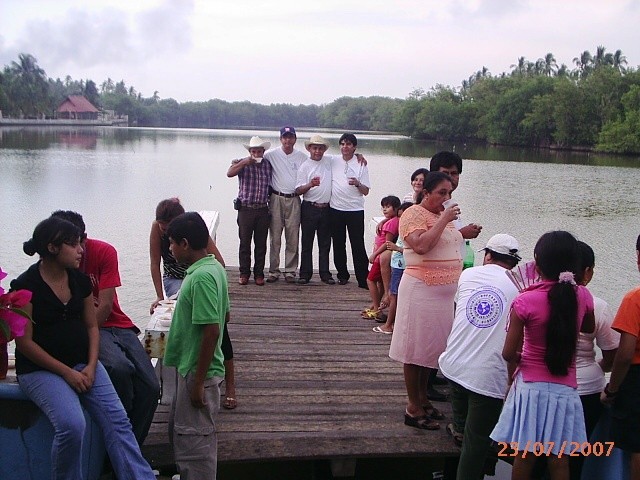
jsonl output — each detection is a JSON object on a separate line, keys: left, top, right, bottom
{"left": 490, "top": 231, "right": 595, "bottom": 480}
{"left": 12, "top": 217, "right": 155, "bottom": 479}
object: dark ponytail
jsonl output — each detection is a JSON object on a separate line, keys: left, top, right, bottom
{"left": 24, "top": 217, "right": 81, "bottom": 259}
{"left": 533, "top": 231, "right": 580, "bottom": 376}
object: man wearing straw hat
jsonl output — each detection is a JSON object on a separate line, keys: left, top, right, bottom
{"left": 227, "top": 136, "right": 273, "bottom": 286}
{"left": 295, "top": 134, "right": 336, "bottom": 285}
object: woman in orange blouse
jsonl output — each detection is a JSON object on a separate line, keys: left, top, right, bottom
{"left": 389, "top": 171, "right": 463, "bottom": 430}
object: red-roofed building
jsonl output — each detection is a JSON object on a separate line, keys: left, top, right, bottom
{"left": 56, "top": 96, "right": 99, "bottom": 120}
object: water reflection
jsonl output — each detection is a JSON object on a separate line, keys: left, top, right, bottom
{"left": 0, "top": 126, "right": 638, "bottom": 328}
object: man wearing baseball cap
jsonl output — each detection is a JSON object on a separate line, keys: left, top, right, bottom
{"left": 438, "top": 233, "right": 521, "bottom": 480}
{"left": 263, "top": 126, "right": 308, "bottom": 284}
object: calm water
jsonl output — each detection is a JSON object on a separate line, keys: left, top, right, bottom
{"left": 1, "top": 126, "right": 639, "bottom": 329}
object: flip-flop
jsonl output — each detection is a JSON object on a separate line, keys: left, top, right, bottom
{"left": 404, "top": 412, "right": 440, "bottom": 430}
{"left": 373, "top": 326, "right": 392, "bottom": 335}
{"left": 223, "top": 397, "right": 237, "bottom": 410}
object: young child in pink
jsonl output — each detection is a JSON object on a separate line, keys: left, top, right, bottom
{"left": 490, "top": 231, "right": 595, "bottom": 480}
{"left": 362, "top": 196, "right": 400, "bottom": 320}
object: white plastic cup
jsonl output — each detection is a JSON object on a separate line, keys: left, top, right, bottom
{"left": 442, "top": 199, "right": 463, "bottom": 229}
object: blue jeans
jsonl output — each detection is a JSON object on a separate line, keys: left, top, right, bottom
{"left": 99, "top": 327, "right": 160, "bottom": 444}
{"left": 18, "top": 362, "right": 156, "bottom": 480}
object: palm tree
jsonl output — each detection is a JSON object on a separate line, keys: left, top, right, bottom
{"left": 612, "top": 49, "right": 628, "bottom": 73}
{"left": 593, "top": 45, "right": 608, "bottom": 67}
{"left": 573, "top": 50, "right": 592, "bottom": 77}
{"left": 542, "top": 53, "right": 557, "bottom": 76}
{"left": 556, "top": 63, "right": 569, "bottom": 77}
{"left": 510, "top": 57, "right": 530, "bottom": 76}
{"left": 101, "top": 78, "right": 114, "bottom": 94}
{"left": 9, "top": 53, "right": 49, "bottom": 116}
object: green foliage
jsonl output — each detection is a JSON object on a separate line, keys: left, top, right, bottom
{"left": 318, "top": 96, "right": 402, "bottom": 131}
{"left": 1, "top": 49, "right": 639, "bottom": 154}
{"left": 597, "top": 85, "right": 640, "bottom": 153}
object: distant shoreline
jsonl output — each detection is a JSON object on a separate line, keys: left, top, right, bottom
{"left": 0, "top": 118, "right": 128, "bottom": 127}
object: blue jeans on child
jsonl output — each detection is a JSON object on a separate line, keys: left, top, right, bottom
{"left": 18, "top": 362, "right": 156, "bottom": 480}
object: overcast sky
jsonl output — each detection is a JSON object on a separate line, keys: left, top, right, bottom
{"left": 1, "top": 0, "right": 638, "bottom": 105}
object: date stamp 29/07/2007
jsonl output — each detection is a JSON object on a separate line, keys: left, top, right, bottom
{"left": 497, "top": 441, "right": 615, "bottom": 458}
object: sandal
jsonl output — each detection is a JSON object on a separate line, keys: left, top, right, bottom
{"left": 446, "top": 423, "right": 464, "bottom": 447}
{"left": 223, "top": 396, "right": 237, "bottom": 410}
{"left": 423, "top": 406, "right": 445, "bottom": 420}
{"left": 404, "top": 412, "right": 440, "bottom": 430}
{"left": 361, "top": 309, "right": 381, "bottom": 319}
{"left": 372, "top": 326, "right": 393, "bottom": 335}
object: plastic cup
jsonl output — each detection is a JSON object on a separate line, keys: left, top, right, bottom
{"left": 442, "top": 199, "right": 463, "bottom": 229}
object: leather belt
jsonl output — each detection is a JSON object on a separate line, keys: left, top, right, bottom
{"left": 240, "top": 203, "right": 268, "bottom": 209}
{"left": 303, "top": 201, "right": 329, "bottom": 208}
{"left": 270, "top": 189, "right": 297, "bottom": 198}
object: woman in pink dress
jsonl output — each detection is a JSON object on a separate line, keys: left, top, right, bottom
{"left": 390, "top": 171, "right": 463, "bottom": 430}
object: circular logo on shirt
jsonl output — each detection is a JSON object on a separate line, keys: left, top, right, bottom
{"left": 466, "top": 286, "right": 506, "bottom": 328}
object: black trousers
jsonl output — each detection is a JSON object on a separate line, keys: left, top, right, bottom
{"left": 329, "top": 208, "right": 368, "bottom": 287}
{"left": 236, "top": 206, "right": 269, "bottom": 278}
{"left": 299, "top": 201, "right": 332, "bottom": 281}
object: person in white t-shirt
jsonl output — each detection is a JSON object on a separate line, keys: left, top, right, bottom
{"left": 295, "top": 135, "right": 335, "bottom": 285}
{"left": 570, "top": 240, "right": 619, "bottom": 479}
{"left": 328, "top": 133, "right": 370, "bottom": 288}
{"left": 438, "top": 233, "right": 521, "bottom": 480}
{"left": 264, "top": 126, "right": 308, "bottom": 284}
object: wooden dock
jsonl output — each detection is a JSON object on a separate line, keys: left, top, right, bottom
{"left": 142, "top": 269, "right": 460, "bottom": 476}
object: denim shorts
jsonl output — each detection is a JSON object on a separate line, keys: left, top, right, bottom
{"left": 390, "top": 267, "right": 404, "bottom": 295}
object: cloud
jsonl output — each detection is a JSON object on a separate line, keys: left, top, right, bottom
{"left": 1, "top": 0, "right": 194, "bottom": 75}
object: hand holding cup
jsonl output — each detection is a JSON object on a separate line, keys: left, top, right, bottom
{"left": 442, "top": 199, "right": 462, "bottom": 225}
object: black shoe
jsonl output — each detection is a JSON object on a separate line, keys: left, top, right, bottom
{"left": 322, "top": 278, "right": 336, "bottom": 285}
{"left": 427, "top": 387, "right": 448, "bottom": 402}
{"left": 358, "top": 283, "right": 368, "bottom": 289}
{"left": 337, "top": 278, "right": 348, "bottom": 285}
{"left": 432, "top": 375, "right": 448, "bottom": 386}
{"left": 297, "top": 278, "right": 309, "bottom": 285}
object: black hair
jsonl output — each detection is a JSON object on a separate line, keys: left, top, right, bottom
{"left": 486, "top": 250, "right": 520, "bottom": 269}
{"left": 416, "top": 171, "right": 453, "bottom": 203}
{"left": 575, "top": 241, "right": 595, "bottom": 284}
{"left": 636, "top": 234, "right": 640, "bottom": 252}
{"left": 410, "top": 167, "right": 429, "bottom": 182}
{"left": 430, "top": 151, "right": 463, "bottom": 174}
{"left": 338, "top": 133, "right": 357, "bottom": 146}
{"left": 167, "top": 212, "right": 209, "bottom": 250}
{"left": 534, "top": 231, "right": 580, "bottom": 377}
{"left": 156, "top": 197, "right": 185, "bottom": 223}
{"left": 51, "top": 210, "right": 86, "bottom": 236}
{"left": 381, "top": 195, "right": 401, "bottom": 210}
{"left": 399, "top": 201, "right": 414, "bottom": 212}
{"left": 23, "top": 217, "right": 82, "bottom": 258}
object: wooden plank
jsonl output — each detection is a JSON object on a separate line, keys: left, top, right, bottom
{"left": 142, "top": 268, "right": 459, "bottom": 468}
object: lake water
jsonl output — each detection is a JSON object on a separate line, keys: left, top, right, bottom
{"left": 1, "top": 126, "right": 639, "bottom": 329}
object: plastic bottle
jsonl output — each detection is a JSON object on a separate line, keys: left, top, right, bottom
{"left": 463, "top": 240, "right": 474, "bottom": 269}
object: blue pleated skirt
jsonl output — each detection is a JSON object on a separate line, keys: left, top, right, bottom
{"left": 490, "top": 373, "right": 587, "bottom": 455}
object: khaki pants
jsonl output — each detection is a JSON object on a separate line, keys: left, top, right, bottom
{"left": 170, "top": 373, "right": 223, "bottom": 480}
{"left": 269, "top": 193, "right": 301, "bottom": 277}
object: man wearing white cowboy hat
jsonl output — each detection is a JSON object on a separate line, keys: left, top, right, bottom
{"left": 295, "top": 134, "right": 336, "bottom": 285}
{"left": 263, "top": 126, "right": 308, "bottom": 284}
{"left": 227, "top": 136, "right": 273, "bottom": 286}
{"left": 438, "top": 233, "right": 521, "bottom": 479}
